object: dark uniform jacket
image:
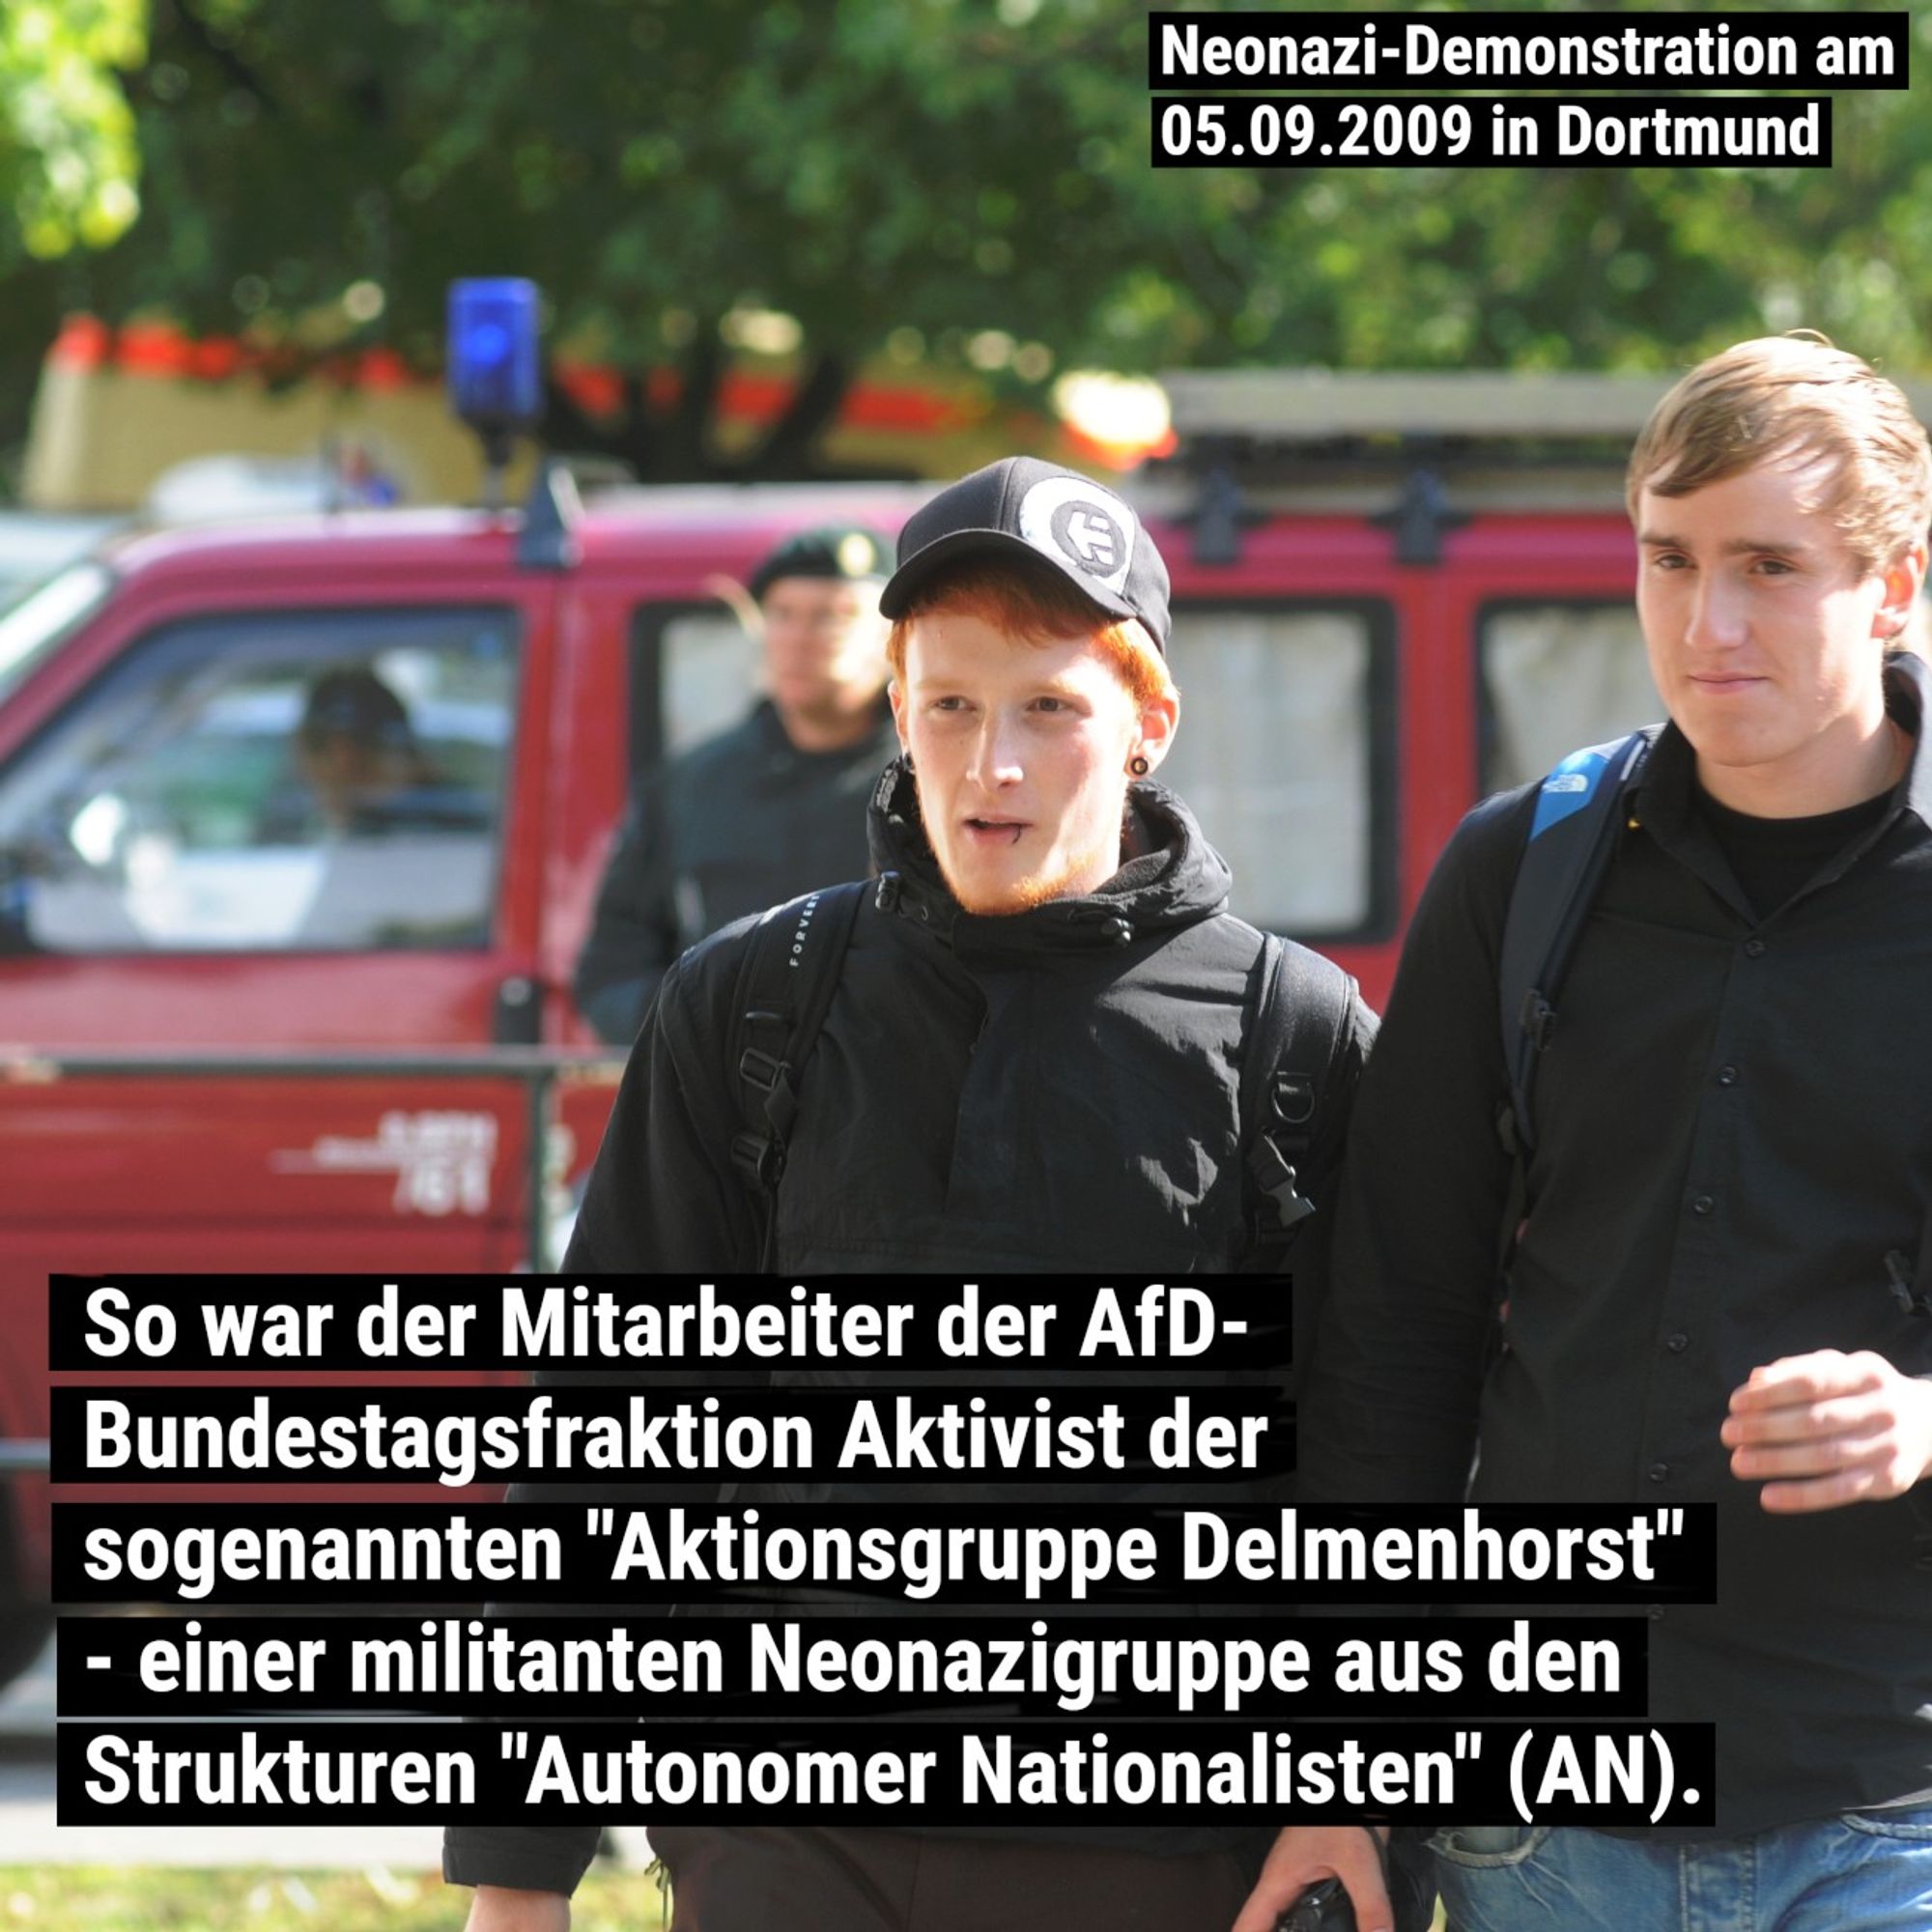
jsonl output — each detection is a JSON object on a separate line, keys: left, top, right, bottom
{"left": 445, "top": 762, "right": 1376, "bottom": 1895}
{"left": 1300, "top": 653, "right": 1932, "bottom": 1838}
{"left": 573, "top": 697, "right": 896, "bottom": 1043}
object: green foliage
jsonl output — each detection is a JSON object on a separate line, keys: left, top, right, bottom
{"left": 53, "top": 0, "right": 1932, "bottom": 475}
{"left": 0, "top": 0, "right": 146, "bottom": 495}
{"left": 84, "top": 1, "right": 1196, "bottom": 364}
{"left": 0, "top": 0, "right": 145, "bottom": 258}
{"left": 1149, "top": 0, "right": 1932, "bottom": 374}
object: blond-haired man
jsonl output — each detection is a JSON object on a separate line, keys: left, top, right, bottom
{"left": 1285, "top": 335, "right": 1932, "bottom": 1930}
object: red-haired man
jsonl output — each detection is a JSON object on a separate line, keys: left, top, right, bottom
{"left": 448, "top": 458, "right": 1378, "bottom": 1932}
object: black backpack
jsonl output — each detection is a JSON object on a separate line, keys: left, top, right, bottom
{"left": 724, "top": 876, "right": 1357, "bottom": 1271}
{"left": 1488, "top": 725, "right": 1660, "bottom": 1285}
{"left": 1496, "top": 726, "right": 1660, "bottom": 1160}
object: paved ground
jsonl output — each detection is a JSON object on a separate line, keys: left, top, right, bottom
{"left": 0, "top": 1629, "right": 655, "bottom": 1870}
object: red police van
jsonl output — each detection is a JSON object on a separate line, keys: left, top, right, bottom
{"left": 0, "top": 361, "right": 1681, "bottom": 1687}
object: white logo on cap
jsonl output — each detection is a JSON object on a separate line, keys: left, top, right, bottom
{"left": 1063, "top": 509, "right": 1118, "bottom": 567}
{"left": 1017, "top": 476, "right": 1136, "bottom": 597}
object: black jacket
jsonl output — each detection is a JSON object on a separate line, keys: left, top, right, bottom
{"left": 574, "top": 762, "right": 1371, "bottom": 1282}
{"left": 445, "top": 764, "right": 1376, "bottom": 1894}
{"left": 573, "top": 698, "right": 896, "bottom": 1043}
{"left": 1301, "top": 654, "right": 1932, "bottom": 1837}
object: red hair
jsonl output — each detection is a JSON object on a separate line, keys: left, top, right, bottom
{"left": 887, "top": 554, "right": 1175, "bottom": 706}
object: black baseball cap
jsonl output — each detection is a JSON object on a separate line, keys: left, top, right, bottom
{"left": 880, "top": 456, "right": 1170, "bottom": 653}
{"left": 747, "top": 525, "right": 890, "bottom": 602}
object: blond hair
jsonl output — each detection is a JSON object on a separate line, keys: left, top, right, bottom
{"left": 1628, "top": 334, "right": 1932, "bottom": 578}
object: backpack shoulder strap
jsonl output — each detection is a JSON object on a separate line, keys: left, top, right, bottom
{"left": 1497, "top": 726, "right": 1659, "bottom": 1158}
{"left": 1240, "top": 930, "right": 1358, "bottom": 1268}
{"left": 725, "top": 880, "right": 867, "bottom": 1259}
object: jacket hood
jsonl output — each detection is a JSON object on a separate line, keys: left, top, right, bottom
{"left": 864, "top": 755, "right": 1233, "bottom": 952}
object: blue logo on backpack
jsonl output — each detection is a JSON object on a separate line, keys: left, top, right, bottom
{"left": 1529, "top": 741, "right": 1622, "bottom": 839}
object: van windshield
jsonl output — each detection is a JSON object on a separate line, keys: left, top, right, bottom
{"left": 0, "top": 561, "right": 114, "bottom": 708}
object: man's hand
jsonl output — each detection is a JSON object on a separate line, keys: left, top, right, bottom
{"left": 1723, "top": 1350, "right": 1932, "bottom": 1512}
{"left": 462, "top": 1886, "right": 570, "bottom": 1932}
{"left": 1233, "top": 1825, "right": 1391, "bottom": 1932}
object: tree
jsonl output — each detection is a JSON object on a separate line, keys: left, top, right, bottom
{"left": 72, "top": 0, "right": 1200, "bottom": 478}
{"left": 0, "top": 0, "right": 145, "bottom": 493}
{"left": 0, "top": 0, "right": 144, "bottom": 259}
{"left": 52, "top": 0, "right": 1932, "bottom": 480}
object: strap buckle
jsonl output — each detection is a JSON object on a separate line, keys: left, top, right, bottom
{"left": 739, "top": 1046, "right": 783, "bottom": 1093}
{"left": 1251, "top": 1134, "right": 1317, "bottom": 1230}
{"left": 730, "top": 1130, "right": 785, "bottom": 1189}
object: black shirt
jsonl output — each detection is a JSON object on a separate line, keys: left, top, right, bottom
{"left": 1301, "top": 655, "right": 1932, "bottom": 1836}
{"left": 573, "top": 766, "right": 1374, "bottom": 1288}
{"left": 1695, "top": 781, "right": 1892, "bottom": 921}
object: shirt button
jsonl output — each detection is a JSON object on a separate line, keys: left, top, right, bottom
{"left": 1664, "top": 1333, "right": 1690, "bottom": 1353}
{"left": 1648, "top": 1462, "right": 1671, "bottom": 1484}
{"left": 1718, "top": 1065, "right": 1739, "bottom": 1087}
{"left": 1744, "top": 938, "right": 1767, "bottom": 958}
{"left": 1691, "top": 1195, "right": 1715, "bottom": 1216}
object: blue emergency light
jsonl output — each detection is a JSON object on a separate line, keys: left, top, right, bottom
{"left": 447, "top": 278, "right": 542, "bottom": 434}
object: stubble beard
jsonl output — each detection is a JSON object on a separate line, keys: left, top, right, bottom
{"left": 915, "top": 775, "right": 1121, "bottom": 917}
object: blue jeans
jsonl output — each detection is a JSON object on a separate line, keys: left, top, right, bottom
{"left": 1431, "top": 1813, "right": 1932, "bottom": 1931}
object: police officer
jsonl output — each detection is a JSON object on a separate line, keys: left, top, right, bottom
{"left": 448, "top": 458, "right": 1378, "bottom": 1932}
{"left": 573, "top": 525, "right": 896, "bottom": 1042}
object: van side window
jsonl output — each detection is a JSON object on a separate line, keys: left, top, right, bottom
{"left": 1158, "top": 603, "right": 1393, "bottom": 941}
{"left": 0, "top": 607, "right": 518, "bottom": 954}
{"left": 1479, "top": 603, "right": 1655, "bottom": 796}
